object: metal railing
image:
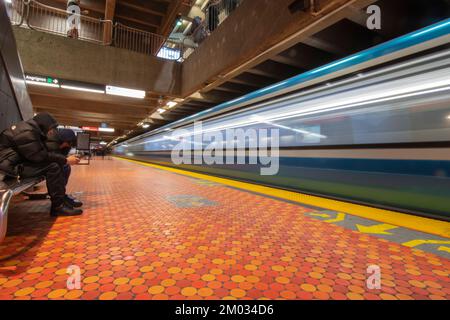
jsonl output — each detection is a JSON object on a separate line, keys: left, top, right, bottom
{"left": 6, "top": 0, "right": 245, "bottom": 61}
{"left": 181, "top": 0, "right": 244, "bottom": 50}
{"left": 204, "top": 0, "right": 243, "bottom": 32}
{"left": 24, "top": 0, "right": 112, "bottom": 45}
{"left": 114, "top": 23, "right": 166, "bottom": 56}
{"left": 5, "top": 0, "right": 25, "bottom": 25}
{"left": 114, "top": 23, "right": 190, "bottom": 61}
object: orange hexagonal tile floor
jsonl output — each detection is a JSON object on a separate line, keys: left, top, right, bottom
{"left": 0, "top": 158, "right": 449, "bottom": 300}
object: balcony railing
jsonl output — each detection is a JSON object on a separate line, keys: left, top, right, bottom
{"left": 6, "top": 0, "right": 244, "bottom": 61}
{"left": 25, "top": 0, "right": 112, "bottom": 45}
{"left": 204, "top": 0, "right": 243, "bottom": 33}
{"left": 181, "top": 0, "right": 244, "bottom": 48}
{"left": 5, "top": 0, "right": 25, "bottom": 25}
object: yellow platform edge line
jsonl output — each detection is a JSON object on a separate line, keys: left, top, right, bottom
{"left": 116, "top": 157, "right": 450, "bottom": 239}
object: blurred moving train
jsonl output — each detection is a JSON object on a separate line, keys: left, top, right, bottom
{"left": 114, "top": 20, "right": 450, "bottom": 220}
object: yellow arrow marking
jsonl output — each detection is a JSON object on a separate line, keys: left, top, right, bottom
{"left": 438, "top": 246, "right": 450, "bottom": 253}
{"left": 356, "top": 223, "right": 398, "bottom": 235}
{"left": 402, "top": 239, "right": 450, "bottom": 248}
{"left": 309, "top": 213, "right": 331, "bottom": 218}
{"left": 324, "top": 213, "right": 346, "bottom": 223}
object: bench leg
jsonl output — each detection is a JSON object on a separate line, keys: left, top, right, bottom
{"left": 0, "top": 190, "right": 13, "bottom": 243}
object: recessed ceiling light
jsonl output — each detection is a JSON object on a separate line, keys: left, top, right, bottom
{"left": 98, "top": 127, "right": 115, "bottom": 133}
{"left": 166, "top": 101, "right": 177, "bottom": 108}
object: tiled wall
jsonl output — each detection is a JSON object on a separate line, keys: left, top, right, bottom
{"left": 0, "top": 55, "right": 22, "bottom": 131}
{"left": 0, "top": 0, "right": 34, "bottom": 132}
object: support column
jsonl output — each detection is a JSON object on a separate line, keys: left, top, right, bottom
{"left": 103, "top": 0, "right": 116, "bottom": 45}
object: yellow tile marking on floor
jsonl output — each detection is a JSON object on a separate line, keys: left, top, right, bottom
{"left": 356, "top": 223, "right": 399, "bottom": 235}
{"left": 116, "top": 157, "right": 450, "bottom": 239}
{"left": 438, "top": 246, "right": 450, "bottom": 253}
{"left": 402, "top": 239, "right": 450, "bottom": 248}
{"left": 323, "top": 212, "right": 346, "bottom": 223}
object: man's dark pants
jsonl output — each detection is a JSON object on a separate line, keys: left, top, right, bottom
{"left": 62, "top": 164, "right": 71, "bottom": 187}
{"left": 21, "top": 162, "right": 66, "bottom": 208}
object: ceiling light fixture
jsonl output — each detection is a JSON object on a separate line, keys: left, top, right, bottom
{"left": 98, "top": 127, "right": 115, "bottom": 133}
{"left": 61, "top": 85, "right": 105, "bottom": 94}
{"left": 166, "top": 101, "right": 177, "bottom": 108}
{"left": 106, "top": 85, "right": 146, "bottom": 99}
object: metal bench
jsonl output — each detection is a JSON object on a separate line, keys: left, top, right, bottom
{"left": 0, "top": 176, "right": 45, "bottom": 243}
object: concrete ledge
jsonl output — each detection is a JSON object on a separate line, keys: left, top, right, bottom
{"left": 13, "top": 27, "right": 182, "bottom": 96}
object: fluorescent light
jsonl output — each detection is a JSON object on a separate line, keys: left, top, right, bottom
{"left": 98, "top": 127, "right": 115, "bottom": 133}
{"left": 26, "top": 80, "right": 60, "bottom": 88}
{"left": 99, "top": 141, "right": 107, "bottom": 145}
{"left": 106, "top": 85, "right": 145, "bottom": 99}
{"left": 61, "top": 85, "right": 104, "bottom": 94}
{"left": 157, "top": 108, "right": 166, "bottom": 114}
{"left": 166, "top": 101, "right": 177, "bottom": 108}
{"left": 142, "top": 124, "right": 150, "bottom": 129}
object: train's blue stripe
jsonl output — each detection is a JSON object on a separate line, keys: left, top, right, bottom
{"left": 133, "top": 18, "right": 450, "bottom": 140}
{"left": 277, "top": 157, "right": 450, "bottom": 177}
{"left": 130, "top": 152, "right": 450, "bottom": 177}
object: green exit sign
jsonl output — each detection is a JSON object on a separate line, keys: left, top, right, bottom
{"left": 46, "top": 77, "right": 59, "bottom": 84}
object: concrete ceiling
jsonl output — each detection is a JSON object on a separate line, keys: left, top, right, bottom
{"left": 23, "top": 0, "right": 449, "bottom": 144}
{"left": 155, "top": 0, "right": 450, "bottom": 137}
{"left": 38, "top": 0, "right": 191, "bottom": 36}
{"left": 28, "top": 85, "right": 169, "bottom": 141}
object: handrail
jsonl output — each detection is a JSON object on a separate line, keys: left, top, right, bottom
{"left": 114, "top": 22, "right": 166, "bottom": 56}
{"left": 7, "top": 0, "right": 245, "bottom": 59}
{"left": 6, "top": 0, "right": 25, "bottom": 25}
{"left": 114, "top": 22, "right": 185, "bottom": 61}
{"left": 24, "top": 0, "right": 113, "bottom": 45}
{"left": 203, "top": 0, "right": 243, "bottom": 32}
{"left": 8, "top": 0, "right": 198, "bottom": 60}
{"left": 0, "top": 190, "right": 13, "bottom": 244}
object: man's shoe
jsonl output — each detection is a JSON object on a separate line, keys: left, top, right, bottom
{"left": 51, "top": 204, "right": 83, "bottom": 217}
{"left": 64, "top": 195, "right": 83, "bottom": 208}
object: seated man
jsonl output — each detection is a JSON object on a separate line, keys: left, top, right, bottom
{"left": 0, "top": 112, "right": 82, "bottom": 216}
{"left": 45, "top": 128, "right": 83, "bottom": 208}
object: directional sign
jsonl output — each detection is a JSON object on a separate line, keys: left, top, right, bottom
{"left": 324, "top": 212, "right": 346, "bottom": 223}
{"left": 356, "top": 223, "right": 398, "bottom": 235}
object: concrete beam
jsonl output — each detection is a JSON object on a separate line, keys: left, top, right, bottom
{"left": 30, "top": 95, "right": 151, "bottom": 118}
{"left": 34, "top": 108, "right": 142, "bottom": 123}
{"left": 103, "top": 0, "right": 116, "bottom": 44}
{"left": 227, "top": 73, "right": 274, "bottom": 88}
{"left": 27, "top": 85, "right": 161, "bottom": 108}
{"left": 13, "top": 27, "right": 182, "bottom": 96}
{"left": 158, "top": 0, "right": 191, "bottom": 37}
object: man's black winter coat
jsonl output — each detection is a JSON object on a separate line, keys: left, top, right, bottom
{"left": 0, "top": 113, "right": 67, "bottom": 178}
